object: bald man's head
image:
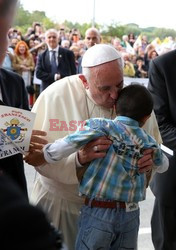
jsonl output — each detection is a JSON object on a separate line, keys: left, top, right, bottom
{"left": 84, "top": 27, "right": 101, "bottom": 48}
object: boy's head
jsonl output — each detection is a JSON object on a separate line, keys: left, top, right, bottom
{"left": 116, "top": 84, "right": 153, "bottom": 125}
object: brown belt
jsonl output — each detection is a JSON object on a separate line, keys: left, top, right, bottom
{"left": 85, "top": 197, "right": 126, "bottom": 209}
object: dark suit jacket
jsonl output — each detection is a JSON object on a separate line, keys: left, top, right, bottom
{"left": 148, "top": 50, "right": 176, "bottom": 207}
{"left": 0, "top": 68, "right": 29, "bottom": 196}
{"left": 36, "top": 46, "right": 76, "bottom": 90}
{"left": 77, "top": 56, "right": 83, "bottom": 74}
{"left": 0, "top": 68, "right": 29, "bottom": 109}
{"left": 0, "top": 175, "right": 61, "bottom": 250}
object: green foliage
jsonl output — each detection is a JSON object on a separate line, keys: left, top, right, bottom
{"left": 14, "top": 4, "right": 31, "bottom": 27}
{"left": 152, "top": 28, "right": 176, "bottom": 40}
{"left": 42, "top": 18, "right": 57, "bottom": 30}
{"left": 14, "top": 4, "right": 176, "bottom": 41}
{"left": 14, "top": 4, "right": 56, "bottom": 33}
{"left": 28, "top": 10, "right": 46, "bottom": 24}
{"left": 101, "top": 22, "right": 126, "bottom": 39}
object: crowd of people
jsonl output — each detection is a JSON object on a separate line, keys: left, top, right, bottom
{"left": 3, "top": 21, "right": 176, "bottom": 109}
{"left": 1, "top": 1, "right": 176, "bottom": 250}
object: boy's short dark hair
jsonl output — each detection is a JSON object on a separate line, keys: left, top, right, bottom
{"left": 116, "top": 84, "right": 153, "bottom": 121}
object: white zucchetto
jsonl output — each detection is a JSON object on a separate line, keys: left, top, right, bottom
{"left": 82, "top": 44, "right": 122, "bottom": 68}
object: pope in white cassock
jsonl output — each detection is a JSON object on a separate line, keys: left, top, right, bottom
{"left": 30, "top": 44, "right": 162, "bottom": 250}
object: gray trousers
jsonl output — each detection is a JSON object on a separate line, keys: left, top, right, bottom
{"left": 151, "top": 198, "right": 176, "bottom": 250}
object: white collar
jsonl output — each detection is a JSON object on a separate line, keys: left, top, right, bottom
{"left": 48, "top": 45, "right": 59, "bottom": 52}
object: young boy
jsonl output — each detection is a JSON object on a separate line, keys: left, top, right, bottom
{"left": 26, "top": 84, "right": 168, "bottom": 250}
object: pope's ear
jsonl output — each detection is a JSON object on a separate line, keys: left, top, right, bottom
{"left": 79, "top": 75, "right": 89, "bottom": 89}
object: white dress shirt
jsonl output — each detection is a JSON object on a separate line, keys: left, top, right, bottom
{"left": 48, "top": 45, "right": 60, "bottom": 80}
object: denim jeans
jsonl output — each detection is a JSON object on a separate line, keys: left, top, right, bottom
{"left": 75, "top": 205, "right": 139, "bottom": 250}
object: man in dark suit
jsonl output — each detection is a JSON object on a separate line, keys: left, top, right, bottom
{"left": 36, "top": 28, "right": 76, "bottom": 91}
{"left": 0, "top": 0, "right": 48, "bottom": 197}
{"left": 0, "top": 2, "right": 62, "bottom": 248}
{"left": 148, "top": 50, "right": 176, "bottom": 250}
{"left": 0, "top": 0, "right": 30, "bottom": 196}
{"left": 0, "top": 69, "right": 29, "bottom": 196}
{"left": 0, "top": 68, "right": 29, "bottom": 109}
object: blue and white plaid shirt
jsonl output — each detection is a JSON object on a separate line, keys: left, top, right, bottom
{"left": 44, "top": 116, "right": 163, "bottom": 202}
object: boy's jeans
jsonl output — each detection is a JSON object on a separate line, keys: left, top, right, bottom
{"left": 75, "top": 205, "right": 139, "bottom": 250}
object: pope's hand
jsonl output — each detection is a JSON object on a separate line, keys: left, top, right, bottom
{"left": 78, "top": 136, "right": 112, "bottom": 165}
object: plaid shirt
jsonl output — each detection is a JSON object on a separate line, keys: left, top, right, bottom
{"left": 45, "top": 116, "right": 163, "bottom": 202}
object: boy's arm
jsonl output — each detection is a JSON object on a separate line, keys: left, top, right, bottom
{"left": 43, "top": 119, "right": 107, "bottom": 164}
{"left": 146, "top": 152, "right": 169, "bottom": 187}
{"left": 24, "top": 119, "right": 108, "bottom": 167}
{"left": 144, "top": 134, "right": 169, "bottom": 186}
{"left": 152, "top": 149, "right": 169, "bottom": 173}
{"left": 146, "top": 134, "right": 169, "bottom": 173}
{"left": 144, "top": 143, "right": 169, "bottom": 187}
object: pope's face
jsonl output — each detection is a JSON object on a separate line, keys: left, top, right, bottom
{"left": 87, "top": 60, "right": 123, "bottom": 109}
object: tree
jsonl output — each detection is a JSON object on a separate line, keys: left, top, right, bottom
{"left": 101, "top": 22, "right": 126, "bottom": 39}
{"left": 28, "top": 10, "right": 47, "bottom": 25}
{"left": 42, "top": 17, "right": 56, "bottom": 30}
{"left": 14, "top": 4, "right": 176, "bottom": 42}
{"left": 153, "top": 28, "right": 176, "bottom": 40}
{"left": 14, "top": 4, "right": 31, "bottom": 27}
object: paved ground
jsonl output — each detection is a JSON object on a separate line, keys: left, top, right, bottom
{"left": 24, "top": 163, "right": 155, "bottom": 250}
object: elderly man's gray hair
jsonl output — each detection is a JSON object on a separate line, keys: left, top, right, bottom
{"left": 45, "top": 29, "right": 59, "bottom": 39}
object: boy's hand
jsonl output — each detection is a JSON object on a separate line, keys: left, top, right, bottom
{"left": 138, "top": 148, "right": 153, "bottom": 173}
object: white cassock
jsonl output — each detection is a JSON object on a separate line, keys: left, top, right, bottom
{"left": 30, "top": 74, "right": 162, "bottom": 249}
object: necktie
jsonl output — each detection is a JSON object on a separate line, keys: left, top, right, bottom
{"left": 50, "top": 50, "right": 58, "bottom": 74}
